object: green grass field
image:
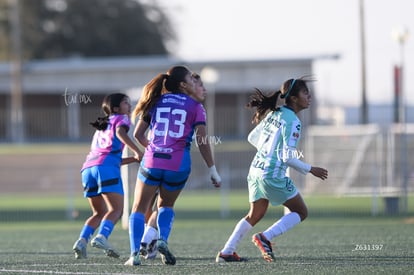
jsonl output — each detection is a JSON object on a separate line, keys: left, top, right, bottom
{"left": 0, "top": 191, "right": 413, "bottom": 274}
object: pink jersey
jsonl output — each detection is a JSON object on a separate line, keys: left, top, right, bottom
{"left": 143, "top": 93, "right": 206, "bottom": 171}
{"left": 81, "top": 114, "right": 131, "bottom": 170}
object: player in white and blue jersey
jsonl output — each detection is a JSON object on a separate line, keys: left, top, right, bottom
{"left": 72, "top": 93, "right": 143, "bottom": 260}
{"left": 125, "top": 66, "right": 221, "bottom": 266}
{"left": 216, "top": 78, "right": 328, "bottom": 263}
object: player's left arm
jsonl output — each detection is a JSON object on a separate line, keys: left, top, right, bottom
{"left": 283, "top": 119, "right": 327, "bottom": 179}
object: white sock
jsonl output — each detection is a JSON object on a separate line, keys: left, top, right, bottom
{"left": 262, "top": 212, "right": 301, "bottom": 241}
{"left": 141, "top": 225, "right": 158, "bottom": 244}
{"left": 221, "top": 219, "right": 253, "bottom": 255}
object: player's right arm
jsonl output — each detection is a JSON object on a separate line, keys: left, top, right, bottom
{"left": 134, "top": 118, "right": 150, "bottom": 148}
{"left": 195, "top": 124, "right": 221, "bottom": 188}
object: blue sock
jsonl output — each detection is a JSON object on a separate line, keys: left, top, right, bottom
{"left": 79, "top": 224, "right": 95, "bottom": 242}
{"left": 97, "top": 220, "right": 114, "bottom": 239}
{"left": 157, "top": 207, "right": 175, "bottom": 242}
{"left": 129, "top": 212, "right": 145, "bottom": 254}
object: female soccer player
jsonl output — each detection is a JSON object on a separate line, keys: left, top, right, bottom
{"left": 125, "top": 66, "right": 221, "bottom": 266}
{"left": 72, "top": 93, "right": 143, "bottom": 259}
{"left": 137, "top": 72, "right": 209, "bottom": 261}
{"left": 216, "top": 77, "right": 328, "bottom": 263}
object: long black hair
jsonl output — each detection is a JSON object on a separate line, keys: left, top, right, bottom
{"left": 90, "top": 93, "right": 128, "bottom": 130}
{"left": 131, "top": 65, "right": 191, "bottom": 122}
{"left": 247, "top": 78, "right": 311, "bottom": 124}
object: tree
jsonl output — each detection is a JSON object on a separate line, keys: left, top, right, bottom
{"left": 0, "top": 0, "right": 176, "bottom": 60}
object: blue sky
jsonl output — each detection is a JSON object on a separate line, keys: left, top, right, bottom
{"left": 157, "top": 0, "right": 413, "bottom": 107}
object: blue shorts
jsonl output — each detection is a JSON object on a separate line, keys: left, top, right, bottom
{"left": 138, "top": 166, "right": 190, "bottom": 191}
{"left": 81, "top": 165, "right": 124, "bottom": 197}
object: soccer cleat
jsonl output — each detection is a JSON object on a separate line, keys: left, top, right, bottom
{"left": 139, "top": 240, "right": 157, "bottom": 260}
{"left": 90, "top": 234, "right": 120, "bottom": 258}
{"left": 215, "top": 251, "right": 248, "bottom": 263}
{"left": 157, "top": 239, "right": 176, "bottom": 265}
{"left": 139, "top": 242, "right": 148, "bottom": 258}
{"left": 124, "top": 252, "right": 141, "bottom": 266}
{"left": 252, "top": 233, "right": 275, "bottom": 262}
{"left": 72, "top": 238, "right": 87, "bottom": 259}
{"left": 146, "top": 239, "right": 158, "bottom": 260}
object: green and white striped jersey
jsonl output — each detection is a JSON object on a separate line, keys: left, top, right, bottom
{"left": 248, "top": 106, "right": 302, "bottom": 179}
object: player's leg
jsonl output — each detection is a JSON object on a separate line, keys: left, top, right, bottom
{"left": 253, "top": 191, "right": 306, "bottom": 262}
{"left": 250, "top": 177, "right": 290, "bottom": 262}
{"left": 125, "top": 167, "right": 160, "bottom": 266}
{"left": 90, "top": 165, "right": 124, "bottom": 258}
{"left": 140, "top": 193, "right": 159, "bottom": 259}
{"left": 89, "top": 192, "right": 123, "bottom": 258}
{"left": 261, "top": 193, "right": 306, "bottom": 241}
{"left": 250, "top": 198, "right": 276, "bottom": 263}
{"left": 85, "top": 195, "right": 107, "bottom": 234}
{"left": 73, "top": 195, "right": 106, "bottom": 259}
{"left": 216, "top": 199, "right": 268, "bottom": 262}
{"left": 155, "top": 186, "right": 181, "bottom": 265}
{"left": 129, "top": 180, "right": 160, "bottom": 255}
{"left": 73, "top": 167, "right": 105, "bottom": 259}
{"left": 154, "top": 170, "right": 188, "bottom": 265}
{"left": 156, "top": 187, "right": 181, "bottom": 240}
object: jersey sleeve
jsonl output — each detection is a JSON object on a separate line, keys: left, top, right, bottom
{"left": 193, "top": 103, "right": 207, "bottom": 126}
{"left": 113, "top": 114, "right": 131, "bottom": 132}
{"left": 247, "top": 121, "right": 263, "bottom": 149}
{"left": 282, "top": 117, "right": 308, "bottom": 173}
{"left": 285, "top": 157, "right": 311, "bottom": 174}
{"left": 247, "top": 112, "right": 270, "bottom": 149}
{"left": 284, "top": 118, "right": 302, "bottom": 148}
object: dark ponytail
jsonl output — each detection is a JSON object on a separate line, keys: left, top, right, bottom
{"left": 90, "top": 93, "right": 127, "bottom": 130}
{"left": 90, "top": 116, "right": 109, "bottom": 130}
{"left": 246, "top": 88, "right": 281, "bottom": 124}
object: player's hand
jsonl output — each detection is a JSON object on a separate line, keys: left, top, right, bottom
{"left": 310, "top": 166, "right": 328, "bottom": 180}
{"left": 133, "top": 151, "right": 143, "bottom": 163}
{"left": 209, "top": 165, "right": 221, "bottom": 188}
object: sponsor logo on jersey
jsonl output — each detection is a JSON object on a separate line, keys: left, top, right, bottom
{"left": 162, "top": 98, "right": 185, "bottom": 106}
{"left": 266, "top": 116, "right": 282, "bottom": 128}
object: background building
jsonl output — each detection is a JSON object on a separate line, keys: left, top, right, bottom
{"left": 0, "top": 56, "right": 322, "bottom": 142}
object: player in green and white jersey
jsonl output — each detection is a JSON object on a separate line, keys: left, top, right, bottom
{"left": 216, "top": 77, "right": 328, "bottom": 263}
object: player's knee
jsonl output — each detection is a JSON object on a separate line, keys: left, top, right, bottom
{"left": 110, "top": 209, "right": 123, "bottom": 220}
{"left": 92, "top": 211, "right": 105, "bottom": 220}
{"left": 245, "top": 211, "right": 266, "bottom": 226}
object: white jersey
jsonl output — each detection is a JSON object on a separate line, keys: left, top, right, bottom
{"left": 248, "top": 106, "right": 303, "bottom": 179}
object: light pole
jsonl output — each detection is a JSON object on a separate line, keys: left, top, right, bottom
{"left": 359, "top": 0, "right": 368, "bottom": 124}
{"left": 200, "top": 66, "right": 219, "bottom": 142}
{"left": 391, "top": 26, "right": 409, "bottom": 213}
{"left": 8, "top": 0, "right": 24, "bottom": 143}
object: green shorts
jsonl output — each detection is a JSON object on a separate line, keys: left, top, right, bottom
{"left": 247, "top": 175, "right": 298, "bottom": 206}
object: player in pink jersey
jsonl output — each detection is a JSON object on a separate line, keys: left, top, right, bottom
{"left": 125, "top": 66, "right": 221, "bottom": 266}
{"left": 72, "top": 93, "right": 143, "bottom": 260}
{"left": 138, "top": 72, "right": 208, "bottom": 261}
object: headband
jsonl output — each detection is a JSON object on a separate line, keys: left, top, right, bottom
{"left": 283, "top": 79, "right": 296, "bottom": 99}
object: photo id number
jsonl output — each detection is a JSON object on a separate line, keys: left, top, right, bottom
{"left": 352, "top": 244, "right": 383, "bottom": 251}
